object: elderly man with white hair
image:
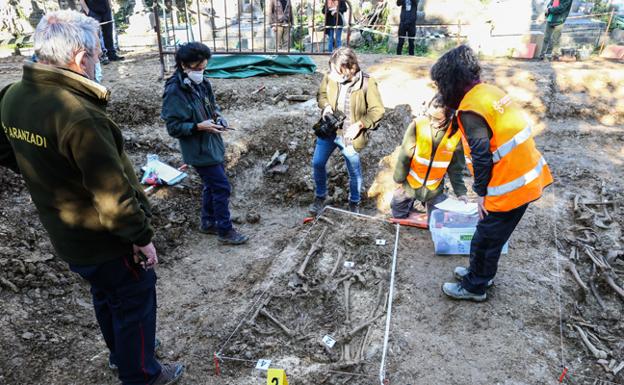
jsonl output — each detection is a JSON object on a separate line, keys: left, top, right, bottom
{"left": 0, "top": 10, "right": 184, "bottom": 385}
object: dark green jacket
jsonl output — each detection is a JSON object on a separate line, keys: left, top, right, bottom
{"left": 393, "top": 118, "right": 467, "bottom": 202}
{"left": 161, "top": 70, "right": 225, "bottom": 167}
{"left": 0, "top": 62, "right": 153, "bottom": 266}
{"left": 547, "top": 0, "right": 572, "bottom": 26}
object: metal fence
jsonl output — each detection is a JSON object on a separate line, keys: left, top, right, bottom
{"left": 154, "top": 0, "right": 353, "bottom": 74}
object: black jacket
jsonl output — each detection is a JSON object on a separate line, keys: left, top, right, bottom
{"left": 323, "top": 1, "right": 348, "bottom": 30}
{"left": 397, "top": 0, "right": 418, "bottom": 25}
{"left": 161, "top": 70, "right": 225, "bottom": 167}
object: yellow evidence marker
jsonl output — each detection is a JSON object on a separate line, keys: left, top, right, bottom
{"left": 267, "top": 368, "right": 288, "bottom": 385}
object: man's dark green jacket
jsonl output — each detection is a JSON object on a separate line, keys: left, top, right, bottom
{"left": 161, "top": 70, "right": 225, "bottom": 167}
{"left": 0, "top": 62, "right": 153, "bottom": 266}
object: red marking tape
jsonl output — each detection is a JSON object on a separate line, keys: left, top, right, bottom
{"left": 303, "top": 217, "right": 314, "bottom": 224}
{"left": 558, "top": 367, "right": 568, "bottom": 382}
{"left": 213, "top": 352, "right": 221, "bottom": 376}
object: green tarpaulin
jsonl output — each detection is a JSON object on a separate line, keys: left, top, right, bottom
{"left": 204, "top": 54, "right": 317, "bottom": 79}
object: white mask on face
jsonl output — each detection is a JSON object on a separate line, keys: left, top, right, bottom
{"left": 187, "top": 70, "right": 204, "bottom": 84}
{"left": 329, "top": 64, "right": 350, "bottom": 84}
{"left": 94, "top": 61, "right": 103, "bottom": 84}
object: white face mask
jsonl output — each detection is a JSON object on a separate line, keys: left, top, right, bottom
{"left": 329, "top": 69, "right": 350, "bottom": 84}
{"left": 187, "top": 70, "right": 204, "bottom": 84}
{"left": 94, "top": 61, "right": 103, "bottom": 84}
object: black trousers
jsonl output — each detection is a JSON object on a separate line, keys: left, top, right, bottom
{"left": 89, "top": 9, "right": 116, "bottom": 56}
{"left": 461, "top": 203, "right": 529, "bottom": 295}
{"left": 397, "top": 22, "right": 416, "bottom": 55}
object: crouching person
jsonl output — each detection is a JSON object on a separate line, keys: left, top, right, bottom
{"left": 391, "top": 94, "right": 468, "bottom": 220}
{"left": 0, "top": 10, "right": 183, "bottom": 384}
{"left": 161, "top": 42, "right": 248, "bottom": 245}
{"left": 311, "top": 47, "right": 385, "bottom": 215}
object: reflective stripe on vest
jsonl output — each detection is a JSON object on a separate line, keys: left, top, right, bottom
{"left": 492, "top": 125, "right": 532, "bottom": 163}
{"left": 408, "top": 169, "right": 442, "bottom": 186}
{"left": 487, "top": 156, "right": 548, "bottom": 196}
{"left": 414, "top": 155, "right": 451, "bottom": 169}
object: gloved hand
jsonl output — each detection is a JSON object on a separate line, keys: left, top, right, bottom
{"left": 133, "top": 242, "right": 158, "bottom": 269}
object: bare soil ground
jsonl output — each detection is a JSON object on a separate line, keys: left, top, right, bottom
{"left": 0, "top": 53, "right": 622, "bottom": 385}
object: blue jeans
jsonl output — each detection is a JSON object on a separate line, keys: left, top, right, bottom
{"left": 195, "top": 164, "right": 233, "bottom": 236}
{"left": 69, "top": 255, "right": 161, "bottom": 385}
{"left": 312, "top": 135, "right": 362, "bottom": 204}
{"left": 462, "top": 203, "right": 528, "bottom": 295}
{"left": 327, "top": 27, "right": 343, "bottom": 52}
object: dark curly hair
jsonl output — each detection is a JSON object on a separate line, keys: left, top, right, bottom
{"left": 175, "top": 42, "right": 212, "bottom": 71}
{"left": 430, "top": 45, "right": 481, "bottom": 110}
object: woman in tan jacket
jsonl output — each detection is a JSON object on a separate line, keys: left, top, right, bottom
{"left": 311, "top": 48, "right": 385, "bottom": 214}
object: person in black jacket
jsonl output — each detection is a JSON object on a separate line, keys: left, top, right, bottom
{"left": 396, "top": 0, "right": 418, "bottom": 55}
{"left": 79, "top": 0, "right": 124, "bottom": 61}
{"left": 323, "top": 0, "right": 348, "bottom": 52}
{"left": 161, "top": 42, "right": 248, "bottom": 245}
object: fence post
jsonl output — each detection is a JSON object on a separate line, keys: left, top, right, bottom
{"left": 154, "top": 3, "right": 165, "bottom": 79}
{"left": 599, "top": 8, "right": 615, "bottom": 55}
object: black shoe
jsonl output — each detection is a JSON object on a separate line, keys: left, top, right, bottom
{"left": 109, "top": 54, "right": 125, "bottom": 61}
{"left": 199, "top": 223, "right": 218, "bottom": 235}
{"left": 153, "top": 363, "right": 185, "bottom": 385}
{"left": 348, "top": 201, "right": 360, "bottom": 214}
{"left": 218, "top": 229, "right": 249, "bottom": 245}
{"left": 100, "top": 55, "right": 110, "bottom": 65}
{"left": 309, "top": 196, "right": 326, "bottom": 216}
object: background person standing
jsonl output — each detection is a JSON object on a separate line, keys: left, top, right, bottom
{"left": 268, "top": 0, "right": 293, "bottom": 50}
{"left": 323, "top": 0, "right": 347, "bottom": 52}
{"left": 396, "top": 0, "right": 418, "bottom": 55}
{"left": 539, "top": 0, "right": 572, "bottom": 60}
{"left": 80, "top": 0, "right": 124, "bottom": 61}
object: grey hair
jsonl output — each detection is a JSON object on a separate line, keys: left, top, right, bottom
{"left": 34, "top": 10, "right": 100, "bottom": 66}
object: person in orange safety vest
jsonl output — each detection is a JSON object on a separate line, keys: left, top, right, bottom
{"left": 431, "top": 45, "right": 553, "bottom": 302}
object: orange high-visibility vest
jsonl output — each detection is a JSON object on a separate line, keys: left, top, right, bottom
{"left": 458, "top": 83, "right": 553, "bottom": 212}
{"left": 406, "top": 118, "right": 464, "bottom": 191}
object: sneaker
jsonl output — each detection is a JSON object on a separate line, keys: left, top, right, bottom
{"left": 108, "top": 338, "right": 161, "bottom": 371}
{"left": 441, "top": 282, "right": 487, "bottom": 302}
{"left": 218, "top": 229, "right": 249, "bottom": 245}
{"left": 199, "top": 223, "right": 218, "bottom": 235}
{"left": 348, "top": 201, "right": 360, "bottom": 214}
{"left": 453, "top": 267, "right": 494, "bottom": 288}
{"left": 100, "top": 55, "right": 110, "bottom": 65}
{"left": 309, "top": 196, "right": 326, "bottom": 216}
{"left": 109, "top": 53, "right": 125, "bottom": 61}
{"left": 153, "top": 363, "right": 185, "bottom": 385}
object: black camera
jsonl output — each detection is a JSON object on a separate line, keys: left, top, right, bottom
{"left": 313, "top": 110, "right": 346, "bottom": 139}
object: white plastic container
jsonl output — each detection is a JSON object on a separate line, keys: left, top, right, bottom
{"left": 429, "top": 209, "right": 509, "bottom": 255}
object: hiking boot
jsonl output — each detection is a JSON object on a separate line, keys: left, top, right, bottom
{"left": 108, "top": 338, "right": 161, "bottom": 371}
{"left": 441, "top": 282, "right": 487, "bottom": 302}
{"left": 109, "top": 53, "right": 125, "bottom": 61}
{"left": 453, "top": 267, "right": 494, "bottom": 288}
{"left": 199, "top": 223, "right": 218, "bottom": 235}
{"left": 348, "top": 201, "right": 360, "bottom": 214}
{"left": 100, "top": 55, "right": 110, "bottom": 65}
{"left": 309, "top": 196, "right": 326, "bottom": 216}
{"left": 218, "top": 229, "right": 249, "bottom": 245}
{"left": 153, "top": 363, "right": 185, "bottom": 385}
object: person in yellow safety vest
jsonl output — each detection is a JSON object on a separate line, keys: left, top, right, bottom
{"left": 431, "top": 45, "right": 553, "bottom": 302}
{"left": 391, "top": 94, "right": 469, "bottom": 221}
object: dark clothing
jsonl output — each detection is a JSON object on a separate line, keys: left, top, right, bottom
{"left": 268, "top": 0, "right": 293, "bottom": 24}
{"left": 541, "top": 22, "right": 564, "bottom": 57}
{"left": 85, "top": 0, "right": 110, "bottom": 14}
{"left": 70, "top": 255, "right": 161, "bottom": 385}
{"left": 459, "top": 112, "right": 492, "bottom": 197}
{"left": 196, "top": 164, "right": 233, "bottom": 236}
{"left": 393, "top": 119, "right": 467, "bottom": 203}
{"left": 397, "top": 0, "right": 418, "bottom": 24}
{"left": 323, "top": 1, "right": 348, "bottom": 30}
{"left": 546, "top": 0, "right": 572, "bottom": 26}
{"left": 461, "top": 203, "right": 528, "bottom": 294}
{"left": 0, "top": 62, "right": 153, "bottom": 266}
{"left": 161, "top": 70, "right": 225, "bottom": 167}
{"left": 397, "top": 23, "right": 416, "bottom": 55}
{"left": 88, "top": 9, "right": 117, "bottom": 57}
{"left": 390, "top": 188, "right": 446, "bottom": 220}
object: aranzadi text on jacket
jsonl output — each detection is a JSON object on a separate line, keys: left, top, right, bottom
{"left": 2, "top": 122, "right": 48, "bottom": 148}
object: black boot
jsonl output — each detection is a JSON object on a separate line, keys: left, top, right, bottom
{"left": 309, "top": 196, "right": 326, "bottom": 216}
